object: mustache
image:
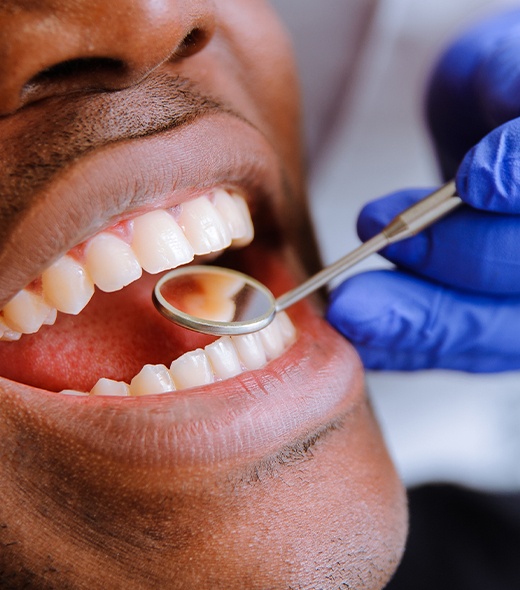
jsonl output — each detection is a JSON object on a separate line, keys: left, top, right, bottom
{"left": 0, "top": 73, "right": 226, "bottom": 244}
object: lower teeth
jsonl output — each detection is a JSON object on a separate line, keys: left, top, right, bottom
{"left": 60, "top": 312, "right": 296, "bottom": 397}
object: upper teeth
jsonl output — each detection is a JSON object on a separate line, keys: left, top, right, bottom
{"left": 0, "top": 189, "right": 254, "bottom": 340}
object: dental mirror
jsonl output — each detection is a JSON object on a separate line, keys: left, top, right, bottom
{"left": 153, "top": 181, "right": 462, "bottom": 336}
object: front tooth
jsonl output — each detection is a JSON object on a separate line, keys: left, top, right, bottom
{"left": 231, "top": 332, "right": 267, "bottom": 370}
{"left": 130, "top": 364, "right": 176, "bottom": 396}
{"left": 2, "top": 289, "right": 56, "bottom": 334}
{"left": 258, "top": 320, "right": 284, "bottom": 360}
{"left": 42, "top": 255, "right": 95, "bottom": 314}
{"left": 91, "top": 378, "right": 131, "bottom": 396}
{"left": 43, "top": 308, "right": 58, "bottom": 326}
{"left": 213, "top": 190, "right": 254, "bottom": 246}
{"left": 85, "top": 232, "right": 142, "bottom": 292}
{"left": 176, "top": 196, "right": 232, "bottom": 255}
{"left": 205, "top": 337, "right": 243, "bottom": 379}
{"left": 170, "top": 349, "right": 214, "bottom": 389}
{"left": 0, "top": 317, "right": 21, "bottom": 341}
{"left": 131, "top": 210, "right": 194, "bottom": 274}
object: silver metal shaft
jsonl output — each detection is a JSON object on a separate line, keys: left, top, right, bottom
{"left": 275, "top": 181, "right": 462, "bottom": 312}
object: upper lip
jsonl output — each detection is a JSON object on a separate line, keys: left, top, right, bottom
{"left": 0, "top": 74, "right": 286, "bottom": 308}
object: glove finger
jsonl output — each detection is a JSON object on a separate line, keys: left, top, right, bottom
{"left": 327, "top": 270, "right": 520, "bottom": 373}
{"left": 426, "top": 9, "right": 520, "bottom": 178}
{"left": 358, "top": 188, "right": 520, "bottom": 295}
{"left": 456, "top": 117, "right": 520, "bottom": 213}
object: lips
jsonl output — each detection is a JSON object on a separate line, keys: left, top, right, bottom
{"left": 0, "top": 91, "right": 362, "bottom": 465}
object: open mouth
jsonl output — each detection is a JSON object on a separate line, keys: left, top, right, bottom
{"left": 0, "top": 186, "right": 297, "bottom": 396}
{"left": 0, "top": 95, "right": 310, "bottom": 402}
{"left": 0, "top": 106, "right": 363, "bottom": 468}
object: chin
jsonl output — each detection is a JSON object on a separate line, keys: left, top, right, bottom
{"left": 0, "top": 6, "right": 406, "bottom": 585}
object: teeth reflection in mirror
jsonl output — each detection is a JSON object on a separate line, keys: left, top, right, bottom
{"left": 42, "top": 255, "right": 95, "bottom": 314}
{"left": 177, "top": 196, "right": 232, "bottom": 255}
{"left": 131, "top": 210, "right": 194, "bottom": 274}
{"left": 0, "top": 316, "right": 21, "bottom": 341}
{"left": 179, "top": 272, "right": 242, "bottom": 322}
{"left": 205, "top": 336, "right": 243, "bottom": 379}
{"left": 213, "top": 190, "right": 254, "bottom": 246}
{"left": 130, "top": 364, "right": 176, "bottom": 396}
{"left": 170, "top": 349, "right": 215, "bottom": 389}
{"left": 91, "top": 378, "right": 131, "bottom": 396}
{"left": 2, "top": 289, "right": 56, "bottom": 334}
{"left": 85, "top": 233, "right": 142, "bottom": 292}
{"left": 232, "top": 332, "right": 267, "bottom": 370}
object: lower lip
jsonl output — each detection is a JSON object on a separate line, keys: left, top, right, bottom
{"left": 0, "top": 244, "right": 363, "bottom": 467}
{"left": 0, "top": 306, "right": 363, "bottom": 467}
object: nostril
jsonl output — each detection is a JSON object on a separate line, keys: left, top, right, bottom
{"left": 20, "top": 57, "right": 128, "bottom": 106}
{"left": 174, "top": 27, "right": 211, "bottom": 59}
{"left": 8, "top": 11, "right": 215, "bottom": 113}
{"left": 26, "top": 57, "right": 127, "bottom": 88}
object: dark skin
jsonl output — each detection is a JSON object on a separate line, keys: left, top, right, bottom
{"left": 0, "top": 1, "right": 407, "bottom": 588}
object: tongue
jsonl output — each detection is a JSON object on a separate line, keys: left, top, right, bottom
{"left": 0, "top": 272, "right": 215, "bottom": 393}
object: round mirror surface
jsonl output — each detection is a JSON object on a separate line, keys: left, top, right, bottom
{"left": 153, "top": 266, "right": 276, "bottom": 335}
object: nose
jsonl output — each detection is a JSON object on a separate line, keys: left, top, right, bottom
{"left": 0, "top": 0, "right": 215, "bottom": 115}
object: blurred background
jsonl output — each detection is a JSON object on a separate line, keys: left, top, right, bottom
{"left": 271, "top": 0, "right": 520, "bottom": 492}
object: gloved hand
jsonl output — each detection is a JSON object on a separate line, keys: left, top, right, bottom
{"left": 327, "top": 9, "right": 520, "bottom": 372}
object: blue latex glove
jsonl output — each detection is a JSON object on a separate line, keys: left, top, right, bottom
{"left": 327, "top": 9, "right": 520, "bottom": 372}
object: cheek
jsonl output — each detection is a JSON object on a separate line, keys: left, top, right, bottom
{"left": 218, "top": 0, "right": 303, "bottom": 170}
{"left": 194, "top": 401, "right": 407, "bottom": 589}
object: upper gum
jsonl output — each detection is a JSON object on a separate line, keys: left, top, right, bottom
{"left": 69, "top": 188, "right": 243, "bottom": 262}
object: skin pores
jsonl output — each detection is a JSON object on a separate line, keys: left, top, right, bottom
{"left": 0, "top": 0, "right": 407, "bottom": 588}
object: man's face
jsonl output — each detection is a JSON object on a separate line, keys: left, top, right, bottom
{"left": 0, "top": 1, "right": 406, "bottom": 588}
